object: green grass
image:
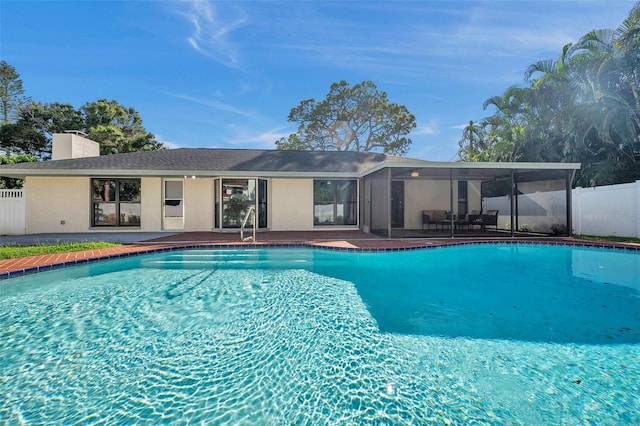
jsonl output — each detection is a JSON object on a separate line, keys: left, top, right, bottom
{"left": 0, "top": 241, "right": 120, "bottom": 260}
{"left": 573, "top": 234, "right": 640, "bottom": 244}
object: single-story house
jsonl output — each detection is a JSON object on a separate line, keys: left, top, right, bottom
{"left": 0, "top": 133, "right": 580, "bottom": 238}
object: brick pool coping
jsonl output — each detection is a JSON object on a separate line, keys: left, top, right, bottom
{"left": 1, "top": 232, "right": 639, "bottom": 280}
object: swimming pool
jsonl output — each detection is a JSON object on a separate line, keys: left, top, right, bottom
{"left": 1, "top": 244, "right": 638, "bottom": 424}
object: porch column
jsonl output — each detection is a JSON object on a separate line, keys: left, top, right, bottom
{"left": 387, "top": 168, "right": 392, "bottom": 239}
{"left": 566, "top": 170, "right": 573, "bottom": 237}
{"left": 510, "top": 170, "right": 516, "bottom": 237}
{"left": 449, "top": 169, "right": 454, "bottom": 238}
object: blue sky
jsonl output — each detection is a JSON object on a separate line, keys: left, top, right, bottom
{"left": 0, "top": 1, "right": 635, "bottom": 161}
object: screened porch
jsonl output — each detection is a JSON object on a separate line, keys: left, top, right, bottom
{"left": 361, "top": 163, "right": 579, "bottom": 239}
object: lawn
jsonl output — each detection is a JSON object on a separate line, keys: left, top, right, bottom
{"left": 574, "top": 234, "right": 640, "bottom": 244}
{"left": 0, "top": 241, "right": 120, "bottom": 260}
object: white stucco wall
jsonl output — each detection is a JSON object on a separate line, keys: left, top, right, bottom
{"left": 25, "top": 176, "right": 165, "bottom": 233}
{"left": 20, "top": 176, "right": 354, "bottom": 234}
{"left": 184, "top": 177, "right": 214, "bottom": 231}
{"left": 467, "top": 181, "right": 482, "bottom": 214}
{"left": 270, "top": 178, "right": 314, "bottom": 231}
{"left": 404, "top": 179, "right": 451, "bottom": 229}
{"left": 403, "top": 179, "right": 483, "bottom": 228}
{"left": 24, "top": 176, "right": 90, "bottom": 233}
{"left": 140, "top": 177, "right": 162, "bottom": 231}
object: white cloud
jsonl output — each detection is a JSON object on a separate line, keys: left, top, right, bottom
{"left": 161, "top": 140, "right": 184, "bottom": 149}
{"left": 180, "top": 0, "right": 248, "bottom": 68}
{"left": 154, "top": 133, "right": 184, "bottom": 149}
{"left": 224, "top": 126, "right": 291, "bottom": 149}
{"left": 170, "top": 93, "right": 253, "bottom": 117}
{"left": 414, "top": 123, "right": 437, "bottom": 136}
{"left": 234, "top": 81, "right": 255, "bottom": 96}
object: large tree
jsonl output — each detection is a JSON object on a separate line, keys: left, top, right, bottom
{"left": 458, "top": 2, "right": 640, "bottom": 186}
{"left": 1, "top": 99, "right": 164, "bottom": 158}
{"left": 0, "top": 154, "right": 36, "bottom": 188}
{"left": 82, "top": 99, "right": 163, "bottom": 155}
{"left": 276, "top": 80, "right": 416, "bottom": 155}
{"left": 1, "top": 102, "right": 84, "bottom": 158}
{"left": 0, "top": 61, "right": 29, "bottom": 124}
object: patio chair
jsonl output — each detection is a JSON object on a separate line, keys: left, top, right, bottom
{"left": 480, "top": 210, "right": 499, "bottom": 231}
{"left": 422, "top": 209, "right": 451, "bottom": 230}
{"left": 455, "top": 210, "right": 481, "bottom": 230}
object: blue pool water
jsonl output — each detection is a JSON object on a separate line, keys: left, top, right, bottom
{"left": 1, "top": 244, "right": 639, "bottom": 424}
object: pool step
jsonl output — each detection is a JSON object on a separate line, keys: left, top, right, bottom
{"left": 139, "top": 249, "right": 333, "bottom": 270}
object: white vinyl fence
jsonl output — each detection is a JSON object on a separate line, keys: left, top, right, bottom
{"left": 572, "top": 181, "right": 640, "bottom": 238}
{"left": 482, "top": 181, "right": 640, "bottom": 237}
{"left": 0, "top": 189, "right": 26, "bottom": 235}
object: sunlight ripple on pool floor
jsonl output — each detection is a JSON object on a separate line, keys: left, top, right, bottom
{"left": 1, "top": 246, "right": 639, "bottom": 424}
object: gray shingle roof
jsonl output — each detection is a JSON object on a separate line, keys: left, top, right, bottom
{"left": 0, "top": 148, "right": 408, "bottom": 176}
{"left": 0, "top": 148, "right": 580, "bottom": 178}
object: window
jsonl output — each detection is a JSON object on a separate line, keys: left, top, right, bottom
{"left": 314, "top": 180, "right": 357, "bottom": 226}
{"left": 92, "top": 178, "right": 141, "bottom": 227}
{"left": 458, "top": 181, "right": 468, "bottom": 217}
{"left": 164, "top": 180, "right": 184, "bottom": 218}
{"left": 217, "top": 179, "right": 267, "bottom": 229}
{"left": 222, "top": 179, "right": 256, "bottom": 228}
{"left": 257, "top": 179, "right": 268, "bottom": 228}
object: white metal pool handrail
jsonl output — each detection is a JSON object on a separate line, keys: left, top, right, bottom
{"left": 240, "top": 205, "right": 256, "bottom": 243}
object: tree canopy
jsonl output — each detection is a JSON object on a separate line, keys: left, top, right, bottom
{"left": 0, "top": 99, "right": 164, "bottom": 159}
{"left": 0, "top": 61, "right": 29, "bottom": 124}
{"left": 0, "top": 153, "right": 36, "bottom": 189}
{"left": 82, "top": 99, "right": 163, "bottom": 155}
{"left": 276, "top": 80, "right": 416, "bottom": 155}
{"left": 0, "top": 62, "right": 163, "bottom": 160}
{"left": 458, "top": 2, "right": 640, "bottom": 187}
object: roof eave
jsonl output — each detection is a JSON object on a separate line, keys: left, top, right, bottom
{"left": 0, "top": 169, "right": 362, "bottom": 179}
{"left": 380, "top": 160, "right": 581, "bottom": 170}
{"left": 0, "top": 160, "right": 581, "bottom": 180}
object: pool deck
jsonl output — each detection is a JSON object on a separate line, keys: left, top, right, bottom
{"left": 1, "top": 231, "right": 639, "bottom": 279}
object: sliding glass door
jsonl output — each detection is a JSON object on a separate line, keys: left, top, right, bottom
{"left": 217, "top": 178, "right": 268, "bottom": 229}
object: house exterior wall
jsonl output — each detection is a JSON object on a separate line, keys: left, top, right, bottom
{"left": 21, "top": 176, "right": 325, "bottom": 233}
{"left": 403, "top": 179, "right": 483, "bottom": 228}
{"left": 184, "top": 177, "right": 214, "bottom": 231}
{"left": 270, "top": 178, "right": 314, "bottom": 231}
{"left": 140, "top": 177, "right": 162, "bottom": 231}
{"left": 404, "top": 179, "right": 450, "bottom": 229}
{"left": 25, "top": 176, "right": 162, "bottom": 233}
{"left": 24, "top": 176, "right": 90, "bottom": 233}
{"left": 467, "top": 181, "right": 482, "bottom": 214}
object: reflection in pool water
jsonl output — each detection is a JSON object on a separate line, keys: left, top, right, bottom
{"left": 1, "top": 245, "right": 638, "bottom": 424}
